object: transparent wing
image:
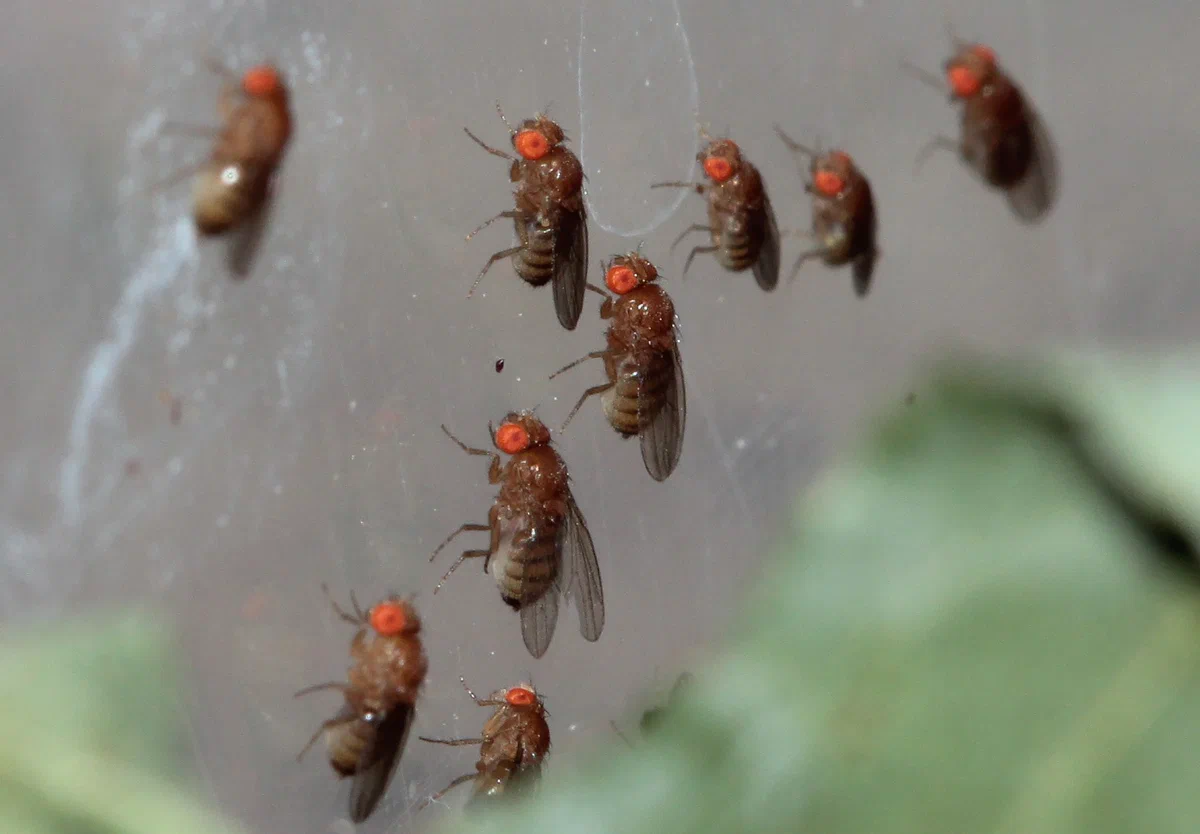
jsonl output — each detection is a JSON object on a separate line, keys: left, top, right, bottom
{"left": 639, "top": 337, "right": 686, "bottom": 481}
{"left": 519, "top": 588, "right": 559, "bottom": 659}
{"left": 752, "top": 194, "right": 781, "bottom": 291}
{"left": 552, "top": 207, "right": 589, "bottom": 330}
{"left": 226, "top": 169, "right": 274, "bottom": 280}
{"left": 348, "top": 703, "right": 413, "bottom": 823}
{"left": 851, "top": 187, "right": 879, "bottom": 298}
{"left": 1006, "top": 103, "right": 1058, "bottom": 224}
{"left": 556, "top": 491, "right": 604, "bottom": 642}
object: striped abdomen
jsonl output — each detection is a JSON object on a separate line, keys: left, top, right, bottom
{"left": 601, "top": 352, "right": 672, "bottom": 437}
{"left": 327, "top": 715, "right": 374, "bottom": 776}
{"left": 511, "top": 217, "right": 557, "bottom": 287}
{"left": 710, "top": 207, "right": 765, "bottom": 273}
{"left": 492, "top": 517, "right": 559, "bottom": 606}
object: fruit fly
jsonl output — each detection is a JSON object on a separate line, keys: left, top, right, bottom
{"left": 295, "top": 585, "right": 427, "bottom": 823}
{"left": 463, "top": 105, "right": 589, "bottom": 330}
{"left": 418, "top": 678, "right": 551, "bottom": 810}
{"left": 157, "top": 58, "right": 293, "bottom": 275}
{"left": 774, "top": 126, "right": 879, "bottom": 297}
{"left": 431, "top": 411, "right": 603, "bottom": 658}
{"left": 549, "top": 252, "right": 685, "bottom": 481}
{"left": 651, "top": 130, "right": 780, "bottom": 291}
{"left": 903, "top": 35, "right": 1057, "bottom": 222}
{"left": 612, "top": 672, "right": 694, "bottom": 747}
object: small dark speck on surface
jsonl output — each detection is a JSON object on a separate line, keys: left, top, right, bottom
{"left": 495, "top": 358, "right": 505, "bottom": 373}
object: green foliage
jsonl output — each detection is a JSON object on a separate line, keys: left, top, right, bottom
{"left": 446, "top": 355, "right": 1200, "bottom": 834}
{"left": 0, "top": 613, "right": 246, "bottom": 834}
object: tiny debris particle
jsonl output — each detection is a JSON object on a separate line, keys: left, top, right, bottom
{"left": 495, "top": 358, "right": 505, "bottom": 373}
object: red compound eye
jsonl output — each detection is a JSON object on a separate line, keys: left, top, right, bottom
{"left": 947, "top": 65, "right": 981, "bottom": 97}
{"left": 514, "top": 130, "right": 550, "bottom": 160}
{"left": 606, "top": 264, "right": 638, "bottom": 294}
{"left": 370, "top": 602, "right": 407, "bottom": 636}
{"left": 495, "top": 422, "right": 530, "bottom": 454}
{"left": 703, "top": 156, "right": 733, "bottom": 182}
{"left": 506, "top": 686, "right": 536, "bottom": 706}
{"left": 242, "top": 65, "right": 282, "bottom": 97}
{"left": 813, "top": 170, "right": 845, "bottom": 197}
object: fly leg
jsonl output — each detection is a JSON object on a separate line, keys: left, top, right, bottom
{"left": 667, "top": 223, "right": 720, "bottom": 279}
{"left": 458, "top": 676, "right": 507, "bottom": 708}
{"left": 320, "top": 582, "right": 366, "bottom": 626}
{"left": 146, "top": 162, "right": 208, "bottom": 196}
{"left": 441, "top": 424, "right": 503, "bottom": 482}
{"left": 416, "top": 773, "right": 478, "bottom": 811}
{"left": 609, "top": 720, "right": 638, "bottom": 748}
{"left": 429, "top": 524, "right": 490, "bottom": 563}
{"left": 787, "top": 234, "right": 830, "bottom": 283}
{"left": 469, "top": 245, "right": 524, "bottom": 298}
{"left": 680, "top": 242, "right": 720, "bottom": 279}
{"left": 294, "top": 702, "right": 355, "bottom": 762}
{"left": 418, "top": 737, "right": 487, "bottom": 746}
{"left": 913, "top": 135, "right": 960, "bottom": 174}
{"left": 432, "top": 549, "right": 491, "bottom": 594}
{"left": 203, "top": 56, "right": 242, "bottom": 121}
{"left": 549, "top": 350, "right": 611, "bottom": 381}
{"left": 293, "top": 682, "right": 349, "bottom": 699}
{"left": 670, "top": 223, "right": 715, "bottom": 252}
{"left": 559, "top": 382, "right": 616, "bottom": 434}
{"left": 464, "top": 125, "right": 516, "bottom": 160}
{"left": 465, "top": 210, "right": 520, "bottom": 242}
{"left": 651, "top": 181, "right": 708, "bottom": 196}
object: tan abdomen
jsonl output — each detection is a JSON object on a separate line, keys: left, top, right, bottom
{"left": 498, "top": 529, "right": 559, "bottom": 605}
{"left": 192, "top": 162, "right": 256, "bottom": 235}
{"left": 512, "top": 219, "right": 556, "bottom": 287}
{"left": 328, "top": 717, "right": 372, "bottom": 776}
{"left": 602, "top": 353, "right": 671, "bottom": 437}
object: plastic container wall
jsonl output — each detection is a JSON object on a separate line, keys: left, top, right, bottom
{"left": 2, "top": 0, "right": 1199, "bottom": 831}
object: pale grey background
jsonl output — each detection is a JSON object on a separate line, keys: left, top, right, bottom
{"left": 1, "top": 0, "right": 1198, "bottom": 832}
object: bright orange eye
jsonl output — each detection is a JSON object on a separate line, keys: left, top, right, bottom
{"left": 495, "top": 422, "right": 530, "bottom": 454}
{"left": 506, "top": 687, "right": 536, "bottom": 706}
{"left": 242, "top": 65, "right": 281, "bottom": 97}
{"left": 605, "top": 265, "right": 638, "bottom": 294}
{"left": 370, "top": 602, "right": 407, "bottom": 636}
{"left": 813, "top": 170, "right": 845, "bottom": 197}
{"left": 947, "top": 65, "right": 981, "bottom": 97}
{"left": 703, "top": 156, "right": 733, "bottom": 182}
{"left": 515, "top": 130, "right": 550, "bottom": 160}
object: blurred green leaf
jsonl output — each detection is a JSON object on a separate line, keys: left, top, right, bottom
{"left": 0, "top": 614, "right": 246, "bottom": 834}
{"left": 446, "top": 355, "right": 1200, "bottom": 834}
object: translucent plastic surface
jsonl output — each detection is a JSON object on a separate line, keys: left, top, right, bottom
{"left": 2, "top": 0, "right": 1199, "bottom": 832}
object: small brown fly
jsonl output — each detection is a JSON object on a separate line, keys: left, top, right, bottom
{"left": 463, "top": 105, "right": 589, "bottom": 330}
{"left": 652, "top": 130, "right": 780, "bottom": 291}
{"left": 550, "top": 251, "right": 685, "bottom": 481}
{"left": 431, "top": 411, "right": 604, "bottom": 658}
{"left": 775, "top": 125, "right": 879, "bottom": 297}
{"left": 904, "top": 34, "right": 1057, "bottom": 222}
{"left": 156, "top": 58, "right": 293, "bottom": 276}
{"left": 294, "top": 585, "right": 427, "bottom": 823}
{"left": 418, "top": 678, "right": 551, "bottom": 811}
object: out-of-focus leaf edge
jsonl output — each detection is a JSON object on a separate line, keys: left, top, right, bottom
{"left": 436, "top": 353, "right": 1200, "bottom": 834}
{"left": 0, "top": 613, "right": 246, "bottom": 834}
